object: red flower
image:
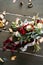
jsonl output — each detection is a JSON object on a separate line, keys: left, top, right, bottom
{"left": 24, "top": 24, "right": 34, "bottom": 32}
{"left": 18, "top": 27, "right": 26, "bottom": 35}
{"left": 3, "top": 37, "right": 20, "bottom": 53}
{"left": 37, "top": 20, "right": 43, "bottom": 23}
{"left": 37, "top": 20, "right": 40, "bottom": 23}
{"left": 3, "top": 38, "right": 13, "bottom": 46}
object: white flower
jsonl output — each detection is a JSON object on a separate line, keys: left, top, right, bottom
{"left": 9, "top": 28, "right": 13, "bottom": 33}
{"left": 3, "top": 11, "right": 6, "bottom": 15}
{"left": 31, "top": 21, "right": 34, "bottom": 24}
{"left": 15, "top": 31, "right": 19, "bottom": 36}
{"left": 2, "top": 19, "right": 6, "bottom": 23}
{"left": 5, "top": 21, "right": 9, "bottom": 25}
{"left": 37, "top": 23, "right": 42, "bottom": 28}
{"left": 14, "top": 31, "right": 21, "bottom": 37}
{"left": 0, "top": 14, "right": 4, "bottom": 19}
{"left": 28, "top": 21, "right": 34, "bottom": 24}
{"left": 26, "top": 25, "right": 32, "bottom": 31}
{"left": 16, "top": 18, "right": 20, "bottom": 24}
{"left": 15, "top": 18, "right": 23, "bottom": 27}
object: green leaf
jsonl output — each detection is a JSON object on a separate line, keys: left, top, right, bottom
{"left": 34, "top": 44, "right": 41, "bottom": 52}
{"left": 34, "top": 28, "right": 41, "bottom": 34}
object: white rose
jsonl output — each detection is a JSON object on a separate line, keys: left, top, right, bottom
{"left": 37, "top": 23, "right": 42, "bottom": 28}
{"left": 13, "top": 0, "right": 16, "bottom": 3}
{"left": 26, "top": 25, "right": 32, "bottom": 31}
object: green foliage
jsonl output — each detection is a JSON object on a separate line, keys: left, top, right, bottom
{"left": 33, "top": 43, "right": 41, "bottom": 52}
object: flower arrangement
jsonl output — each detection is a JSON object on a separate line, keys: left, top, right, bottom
{"left": 3, "top": 15, "right": 43, "bottom": 53}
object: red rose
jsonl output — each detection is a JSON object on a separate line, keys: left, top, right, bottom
{"left": 37, "top": 20, "right": 40, "bottom": 23}
{"left": 18, "top": 27, "right": 26, "bottom": 35}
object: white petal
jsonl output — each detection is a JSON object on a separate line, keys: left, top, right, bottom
{"left": 37, "top": 23, "right": 42, "bottom": 28}
{"left": 16, "top": 18, "right": 20, "bottom": 24}
{"left": 5, "top": 21, "right": 9, "bottom": 25}
{"left": 2, "top": 19, "right": 6, "bottom": 23}
{"left": 3, "top": 11, "right": 6, "bottom": 15}
{"left": 3, "top": 24, "right": 5, "bottom": 26}
{"left": 0, "top": 14, "right": 4, "bottom": 19}
{"left": 9, "top": 28, "right": 13, "bottom": 33}
{"left": 26, "top": 25, "right": 31, "bottom": 29}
